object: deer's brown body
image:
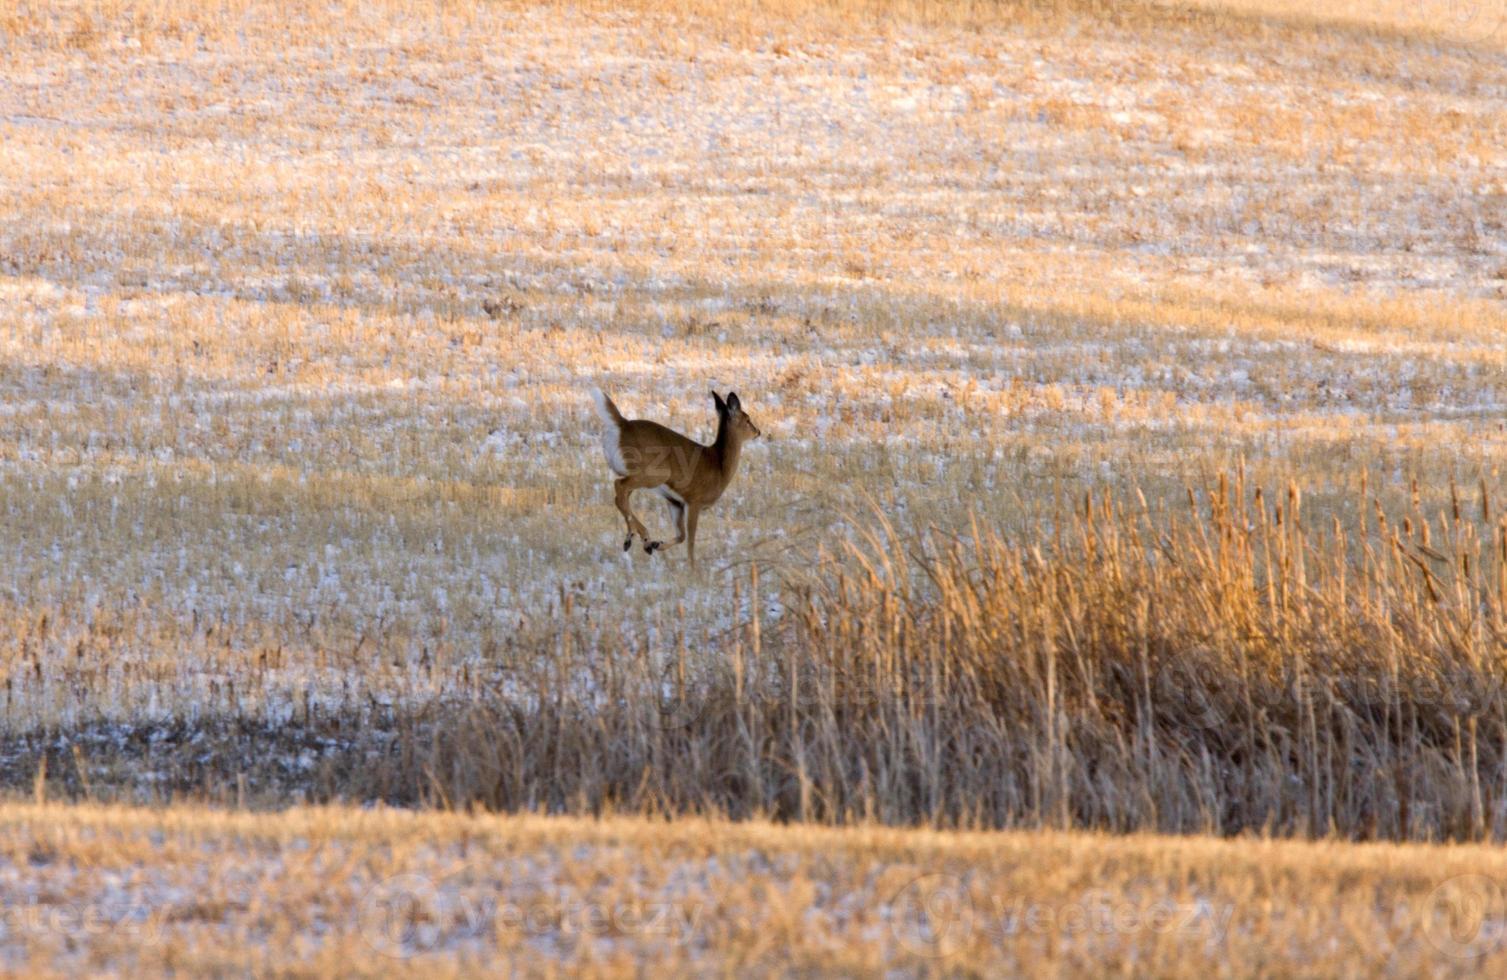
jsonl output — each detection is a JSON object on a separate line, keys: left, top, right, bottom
{"left": 592, "top": 388, "right": 761, "bottom": 567}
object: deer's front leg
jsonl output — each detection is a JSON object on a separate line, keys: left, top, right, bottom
{"left": 641, "top": 485, "right": 691, "bottom": 556}
{"left": 648, "top": 495, "right": 686, "bottom": 556}
{"left": 685, "top": 505, "right": 701, "bottom": 569}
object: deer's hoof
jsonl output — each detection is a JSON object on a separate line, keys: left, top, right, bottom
{"left": 644, "top": 540, "right": 661, "bottom": 554}
{"left": 623, "top": 537, "right": 633, "bottom": 552}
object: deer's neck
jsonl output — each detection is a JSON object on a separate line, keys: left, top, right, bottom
{"left": 712, "top": 418, "right": 744, "bottom": 482}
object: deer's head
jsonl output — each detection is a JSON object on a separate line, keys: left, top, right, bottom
{"left": 712, "top": 390, "right": 761, "bottom": 441}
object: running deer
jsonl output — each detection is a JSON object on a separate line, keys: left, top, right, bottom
{"left": 591, "top": 388, "right": 761, "bottom": 567}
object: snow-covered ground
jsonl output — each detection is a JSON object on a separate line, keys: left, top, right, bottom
{"left": 0, "top": 1, "right": 1503, "bottom": 741}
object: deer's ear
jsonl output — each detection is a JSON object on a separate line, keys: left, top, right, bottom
{"left": 726, "top": 392, "right": 741, "bottom": 410}
{"left": 711, "top": 390, "right": 726, "bottom": 412}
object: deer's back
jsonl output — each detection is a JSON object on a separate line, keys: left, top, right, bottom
{"left": 616, "top": 419, "right": 712, "bottom": 488}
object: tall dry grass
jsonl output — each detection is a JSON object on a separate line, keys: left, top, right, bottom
{"left": 22, "top": 470, "right": 1501, "bottom": 844}
{"left": 415, "top": 471, "right": 1507, "bottom": 841}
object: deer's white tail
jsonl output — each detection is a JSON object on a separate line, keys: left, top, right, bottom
{"left": 592, "top": 387, "right": 628, "bottom": 475}
{"left": 592, "top": 387, "right": 624, "bottom": 426}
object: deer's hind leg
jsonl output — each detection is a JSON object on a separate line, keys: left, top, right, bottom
{"left": 614, "top": 477, "right": 654, "bottom": 552}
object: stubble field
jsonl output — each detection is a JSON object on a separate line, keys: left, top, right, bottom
{"left": 2, "top": 0, "right": 1507, "bottom": 971}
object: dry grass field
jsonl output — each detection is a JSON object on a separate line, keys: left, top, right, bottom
{"left": 3, "top": 802, "right": 1507, "bottom": 975}
{"left": 2, "top": 0, "right": 1507, "bottom": 970}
